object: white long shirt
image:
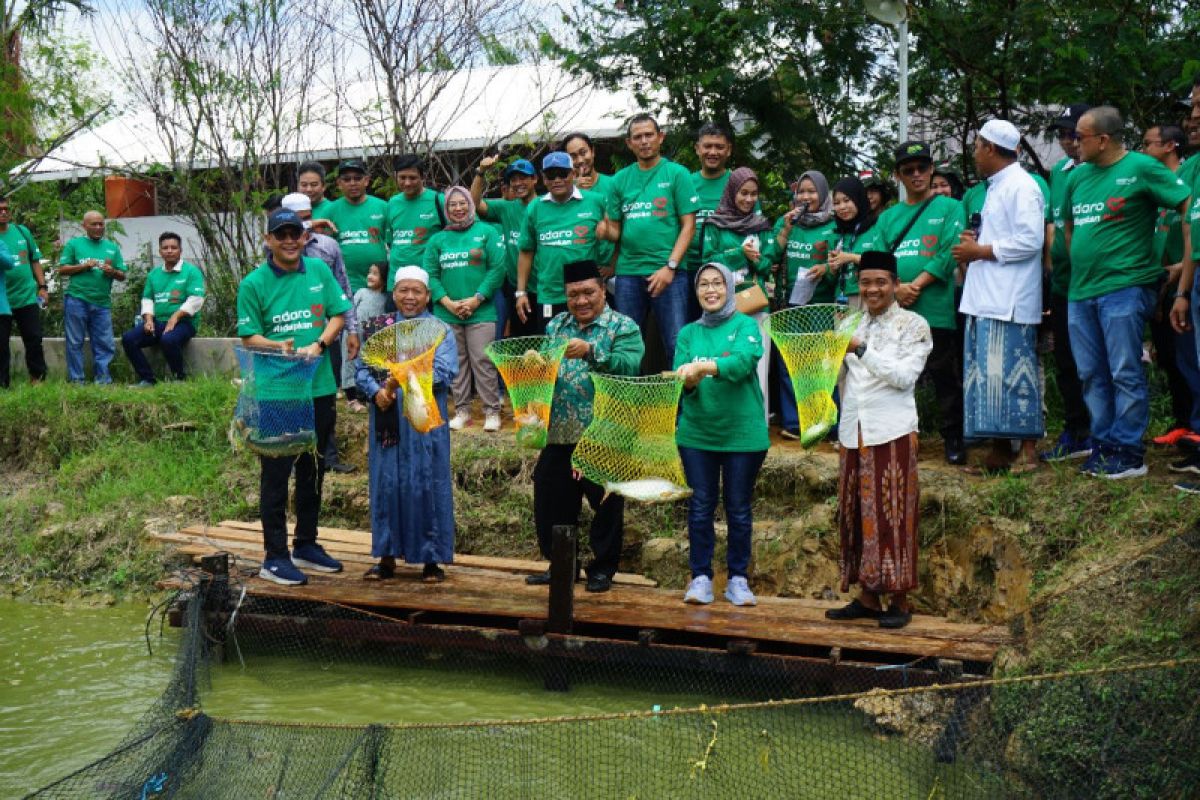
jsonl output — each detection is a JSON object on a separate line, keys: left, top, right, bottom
{"left": 837, "top": 302, "right": 933, "bottom": 449}
{"left": 959, "top": 162, "right": 1046, "bottom": 325}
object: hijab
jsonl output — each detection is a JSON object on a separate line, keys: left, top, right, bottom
{"left": 443, "top": 186, "right": 476, "bottom": 231}
{"left": 831, "top": 176, "right": 874, "bottom": 236}
{"left": 695, "top": 262, "right": 737, "bottom": 328}
{"left": 793, "top": 170, "right": 833, "bottom": 227}
{"left": 705, "top": 167, "right": 771, "bottom": 235}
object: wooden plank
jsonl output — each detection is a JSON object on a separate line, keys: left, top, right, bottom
{"left": 157, "top": 567, "right": 1008, "bottom": 662}
{"left": 179, "top": 522, "right": 657, "bottom": 587}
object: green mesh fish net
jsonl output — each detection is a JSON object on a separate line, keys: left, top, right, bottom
{"left": 766, "top": 304, "right": 863, "bottom": 447}
{"left": 571, "top": 373, "right": 691, "bottom": 503}
{"left": 231, "top": 345, "right": 322, "bottom": 458}
{"left": 485, "top": 336, "right": 569, "bottom": 448}
{"left": 360, "top": 317, "right": 448, "bottom": 434}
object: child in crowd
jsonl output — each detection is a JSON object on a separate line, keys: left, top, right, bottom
{"left": 348, "top": 262, "right": 390, "bottom": 411}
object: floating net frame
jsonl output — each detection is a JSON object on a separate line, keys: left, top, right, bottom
{"left": 571, "top": 373, "right": 691, "bottom": 503}
{"left": 485, "top": 336, "right": 570, "bottom": 449}
{"left": 766, "top": 304, "right": 863, "bottom": 448}
{"left": 230, "top": 345, "right": 322, "bottom": 458}
{"left": 360, "top": 317, "right": 448, "bottom": 434}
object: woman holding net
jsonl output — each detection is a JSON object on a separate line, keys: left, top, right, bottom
{"left": 355, "top": 267, "right": 459, "bottom": 583}
{"left": 674, "top": 262, "right": 770, "bottom": 606}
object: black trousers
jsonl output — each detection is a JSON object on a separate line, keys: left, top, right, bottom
{"left": 1149, "top": 292, "right": 1192, "bottom": 430}
{"left": 923, "top": 327, "right": 964, "bottom": 441}
{"left": 1048, "top": 292, "right": 1090, "bottom": 439}
{"left": 532, "top": 443, "right": 625, "bottom": 578}
{"left": 260, "top": 394, "right": 336, "bottom": 559}
{"left": 0, "top": 303, "right": 47, "bottom": 386}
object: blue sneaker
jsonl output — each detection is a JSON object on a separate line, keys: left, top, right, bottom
{"left": 291, "top": 542, "right": 343, "bottom": 573}
{"left": 1089, "top": 449, "right": 1148, "bottom": 480}
{"left": 1078, "top": 446, "right": 1105, "bottom": 476}
{"left": 260, "top": 556, "right": 307, "bottom": 585}
{"left": 683, "top": 575, "right": 714, "bottom": 605}
{"left": 724, "top": 576, "right": 758, "bottom": 607}
{"left": 1041, "top": 432, "right": 1092, "bottom": 462}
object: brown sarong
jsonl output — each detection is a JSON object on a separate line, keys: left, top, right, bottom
{"left": 836, "top": 432, "right": 919, "bottom": 594}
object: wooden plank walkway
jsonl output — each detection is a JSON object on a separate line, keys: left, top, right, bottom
{"left": 153, "top": 521, "right": 1011, "bottom": 664}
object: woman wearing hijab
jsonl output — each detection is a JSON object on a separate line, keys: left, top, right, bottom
{"left": 699, "top": 166, "right": 776, "bottom": 419}
{"left": 423, "top": 186, "right": 507, "bottom": 432}
{"left": 827, "top": 176, "right": 881, "bottom": 311}
{"left": 674, "top": 262, "right": 770, "bottom": 607}
{"left": 355, "top": 267, "right": 459, "bottom": 583}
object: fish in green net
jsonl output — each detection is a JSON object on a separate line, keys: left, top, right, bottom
{"left": 604, "top": 478, "right": 691, "bottom": 503}
{"left": 403, "top": 371, "right": 431, "bottom": 432}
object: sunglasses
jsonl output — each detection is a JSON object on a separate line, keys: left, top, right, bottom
{"left": 543, "top": 169, "right": 572, "bottom": 180}
{"left": 270, "top": 228, "right": 305, "bottom": 241}
{"left": 899, "top": 162, "right": 931, "bottom": 177}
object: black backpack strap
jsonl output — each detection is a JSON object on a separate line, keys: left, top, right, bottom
{"left": 433, "top": 191, "right": 446, "bottom": 228}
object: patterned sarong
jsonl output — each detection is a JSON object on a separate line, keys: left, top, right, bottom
{"left": 963, "top": 315, "right": 1044, "bottom": 439}
{"left": 836, "top": 433, "right": 919, "bottom": 594}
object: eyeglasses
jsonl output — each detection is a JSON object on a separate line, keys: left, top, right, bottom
{"left": 899, "top": 162, "right": 931, "bottom": 177}
{"left": 696, "top": 280, "right": 725, "bottom": 290}
{"left": 543, "top": 169, "right": 572, "bottom": 180}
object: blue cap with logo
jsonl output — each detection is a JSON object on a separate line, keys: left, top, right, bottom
{"left": 504, "top": 159, "right": 536, "bottom": 178}
{"left": 541, "top": 152, "right": 573, "bottom": 172}
{"left": 267, "top": 209, "right": 305, "bottom": 234}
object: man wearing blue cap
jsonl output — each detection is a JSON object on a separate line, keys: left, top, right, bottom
{"left": 237, "top": 208, "right": 352, "bottom": 586}
{"left": 514, "top": 151, "right": 609, "bottom": 332}
{"left": 472, "top": 155, "right": 539, "bottom": 336}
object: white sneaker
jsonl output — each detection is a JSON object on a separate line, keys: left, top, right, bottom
{"left": 448, "top": 411, "right": 471, "bottom": 431}
{"left": 484, "top": 413, "right": 502, "bottom": 432}
{"left": 724, "top": 575, "right": 757, "bottom": 606}
{"left": 683, "top": 575, "right": 714, "bottom": 605}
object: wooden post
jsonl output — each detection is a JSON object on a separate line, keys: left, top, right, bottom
{"left": 547, "top": 525, "right": 577, "bottom": 635}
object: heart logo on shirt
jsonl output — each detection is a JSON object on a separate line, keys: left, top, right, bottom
{"left": 1106, "top": 196, "right": 1126, "bottom": 212}
{"left": 368, "top": 226, "right": 381, "bottom": 242}
{"left": 574, "top": 225, "right": 590, "bottom": 237}
{"left": 922, "top": 235, "right": 938, "bottom": 249}
{"left": 468, "top": 248, "right": 483, "bottom": 265}
{"left": 414, "top": 226, "right": 429, "bottom": 243}
{"left": 814, "top": 241, "right": 828, "bottom": 252}
{"left": 653, "top": 197, "right": 668, "bottom": 209}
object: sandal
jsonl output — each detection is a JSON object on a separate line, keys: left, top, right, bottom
{"left": 878, "top": 605, "right": 913, "bottom": 629}
{"left": 825, "top": 598, "right": 883, "bottom": 620}
{"left": 363, "top": 563, "right": 395, "bottom": 581}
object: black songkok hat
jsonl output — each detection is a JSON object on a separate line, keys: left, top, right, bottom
{"left": 858, "top": 250, "right": 898, "bottom": 275}
{"left": 563, "top": 259, "right": 602, "bottom": 285}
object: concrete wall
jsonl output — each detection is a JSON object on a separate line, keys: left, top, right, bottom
{"left": 8, "top": 337, "right": 241, "bottom": 381}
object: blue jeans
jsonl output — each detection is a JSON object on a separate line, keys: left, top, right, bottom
{"left": 64, "top": 295, "right": 115, "bottom": 384}
{"left": 679, "top": 446, "right": 767, "bottom": 579}
{"left": 121, "top": 319, "right": 195, "bottom": 382}
{"left": 613, "top": 273, "right": 688, "bottom": 366}
{"left": 1068, "top": 285, "right": 1155, "bottom": 457}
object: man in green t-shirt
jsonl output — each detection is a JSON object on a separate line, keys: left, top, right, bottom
{"left": 0, "top": 196, "right": 48, "bottom": 386}
{"left": 236, "top": 209, "right": 351, "bottom": 586}
{"left": 58, "top": 210, "right": 127, "bottom": 384}
{"left": 515, "top": 151, "right": 609, "bottom": 332}
{"left": 561, "top": 132, "right": 613, "bottom": 200}
{"left": 1063, "top": 106, "right": 1193, "bottom": 479}
{"left": 471, "top": 156, "right": 538, "bottom": 337}
{"left": 120, "top": 231, "right": 205, "bottom": 386}
{"left": 598, "top": 113, "right": 699, "bottom": 367}
{"left": 386, "top": 153, "right": 444, "bottom": 289}
{"left": 685, "top": 121, "right": 734, "bottom": 321}
{"left": 311, "top": 158, "right": 389, "bottom": 294}
{"left": 1039, "top": 103, "right": 1094, "bottom": 461}
{"left": 295, "top": 160, "right": 335, "bottom": 235}
{"left": 875, "top": 141, "right": 966, "bottom": 464}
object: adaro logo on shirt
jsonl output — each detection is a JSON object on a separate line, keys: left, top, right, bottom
{"left": 920, "top": 234, "right": 939, "bottom": 257}
{"left": 310, "top": 304, "right": 325, "bottom": 327}
{"left": 652, "top": 196, "right": 668, "bottom": 217}
{"left": 367, "top": 226, "right": 381, "bottom": 243}
{"left": 1103, "top": 196, "right": 1126, "bottom": 222}
{"left": 468, "top": 248, "right": 484, "bottom": 266}
{"left": 573, "top": 224, "right": 592, "bottom": 244}
{"left": 413, "top": 226, "right": 429, "bottom": 243}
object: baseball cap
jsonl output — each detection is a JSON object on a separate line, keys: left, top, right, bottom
{"left": 1048, "top": 104, "right": 1091, "bottom": 133}
{"left": 267, "top": 209, "right": 305, "bottom": 234}
{"left": 280, "top": 192, "right": 312, "bottom": 213}
{"left": 541, "top": 152, "right": 573, "bottom": 172}
{"left": 338, "top": 158, "right": 368, "bottom": 175}
{"left": 504, "top": 159, "right": 536, "bottom": 178}
{"left": 893, "top": 141, "right": 932, "bottom": 167}
{"left": 979, "top": 119, "right": 1021, "bottom": 151}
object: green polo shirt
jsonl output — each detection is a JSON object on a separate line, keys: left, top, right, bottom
{"left": 480, "top": 196, "right": 535, "bottom": 286}
{"left": 59, "top": 235, "right": 126, "bottom": 308}
{"left": 699, "top": 225, "right": 775, "bottom": 293}
{"left": 608, "top": 158, "right": 700, "bottom": 277}
{"left": 313, "top": 195, "right": 389, "bottom": 293}
{"left": 772, "top": 219, "right": 839, "bottom": 304}
{"left": 143, "top": 261, "right": 206, "bottom": 327}
{"left": 386, "top": 188, "right": 444, "bottom": 287}
{"left": 1064, "top": 151, "right": 1192, "bottom": 301}
{"left": 423, "top": 221, "right": 507, "bottom": 325}
{"left": 873, "top": 195, "right": 964, "bottom": 330}
{"left": 236, "top": 256, "right": 351, "bottom": 399}
{"left": 0, "top": 223, "right": 42, "bottom": 310}
{"left": 517, "top": 190, "right": 607, "bottom": 304}
{"left": 1154, "top": 161, "right": 1187, "bottom": 267}
{"left": 674, "top": 313, "right": 770, "bottom": 452}
{"left": 686, "top": 169, "right": 731, "bottom": 271}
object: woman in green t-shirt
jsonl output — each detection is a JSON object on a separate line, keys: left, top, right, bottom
{"left": 674, "top": 262, "right": 770, "bottom": 607}
{"left": 423, "top": 186, "right": 506, "bottom": 432}
{"left": 827, "top": 176, "right": 879, "bottom": 310}
{"left": 699, "top": 167, "right": 775, "bottom": 420}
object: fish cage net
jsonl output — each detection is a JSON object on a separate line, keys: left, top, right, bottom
{"left": 766, "top": 304, "right": 863, "bottom": 448}
{"left": 230, "top": 346, "right": 322, "bottom": 458}
{"left": 485, "top": 336, "right": 569, "bottom": 449}
{"left": 360, "top": 316, "right": 447, "bottom": 434}
{"left": 28, "top": 569, "right": 1200, "bottom": 799}
{"left": 570, "top": 373, "right": 692, "bottom": 503}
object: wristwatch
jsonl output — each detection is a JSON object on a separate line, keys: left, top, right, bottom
{"left": 514, "top": 290, "right": 527, "bottom": 298}
{"left": 317, "top": 339, "right": 328, "bottom": 352}
{"left": 666, "top": 259, "right": 679, "bottom": 271}
{"left": 854, "top": 342, "right": 867, "bottom": 359}
{"left": 1174, "top": 290, "right": 1189, "bottom": 299}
